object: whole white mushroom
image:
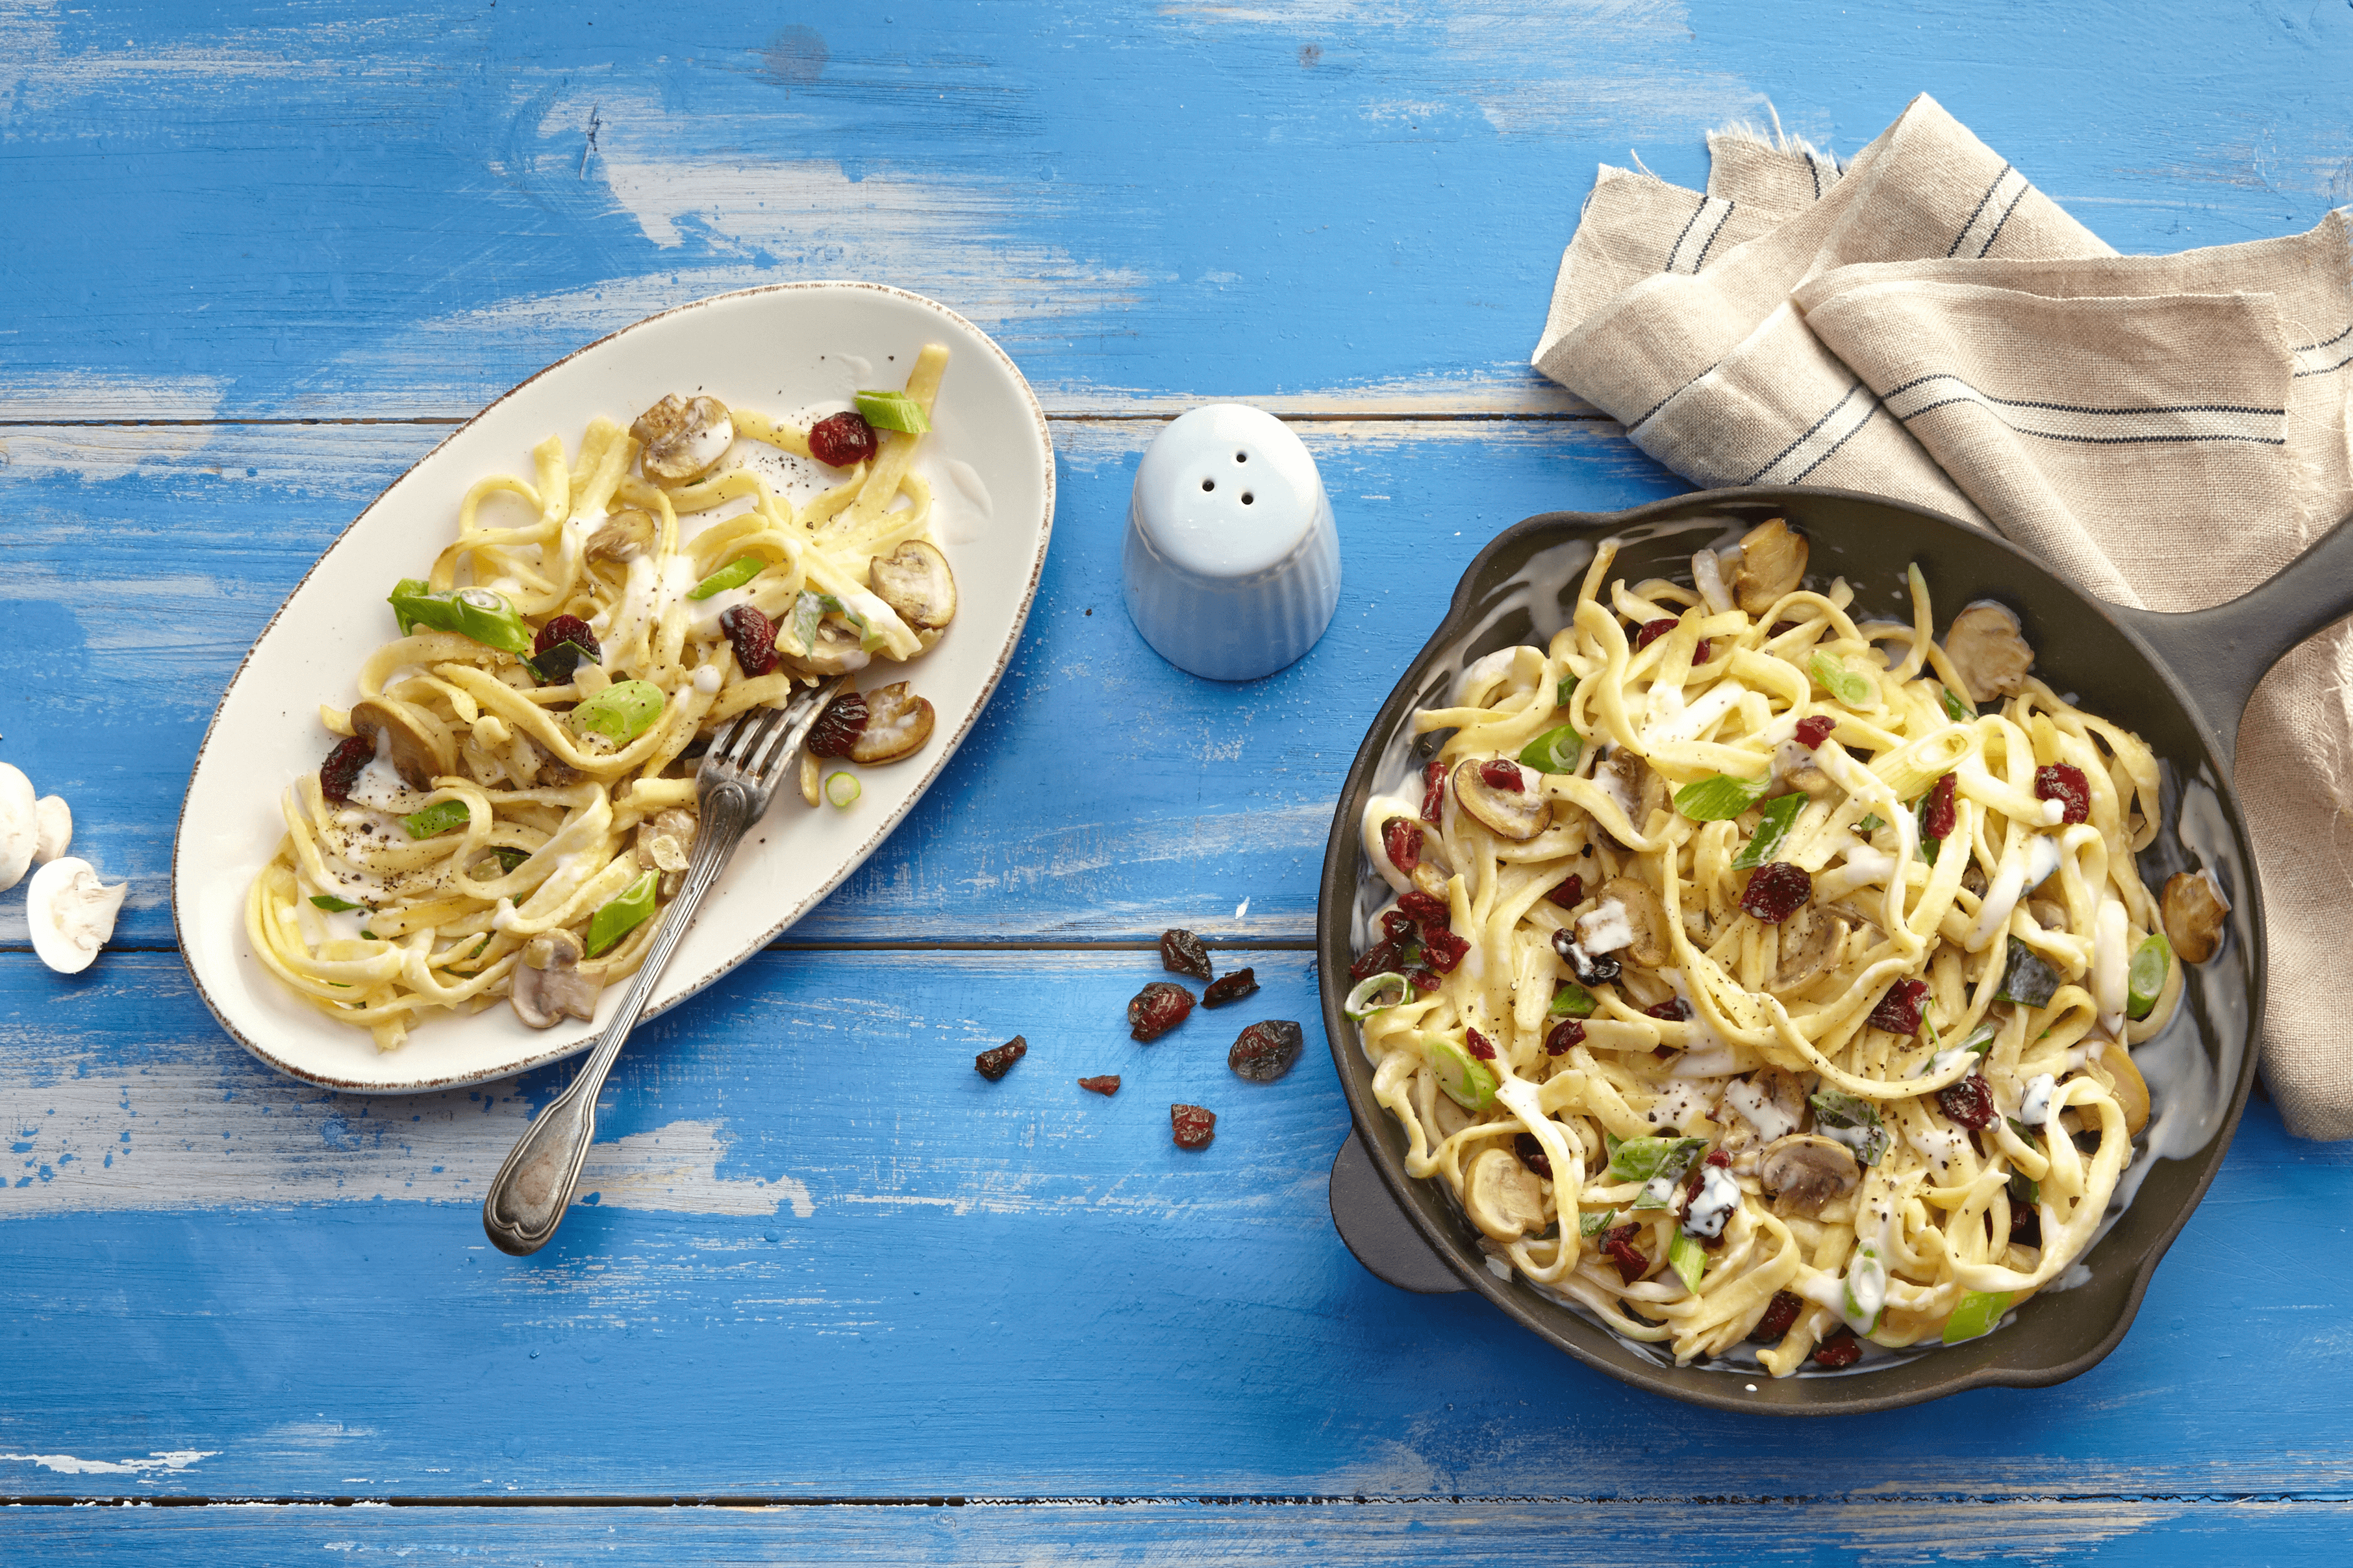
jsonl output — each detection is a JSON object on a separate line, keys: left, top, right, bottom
{"left": 0, "top": 763, "right": 34, "bottom": 891}
{"left": 28, "top": 857, "right": 129, "bottom": 975}
{"left": 33, "top": 795, "right": 71, "bottom": 864}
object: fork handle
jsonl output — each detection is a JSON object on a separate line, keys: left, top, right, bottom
{"left": 481, "top": 781, "right": 755, "bottom": 1256}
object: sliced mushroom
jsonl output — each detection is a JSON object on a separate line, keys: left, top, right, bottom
{"left": 1733, "top": 517, "right": 1808, "bottom": 614}
{"left": 1465, "top": 1147, "right": 1550, "bottom": 1242}
{"left": 1757, "top": 1134, "right": 1862, "bottom": 1218}
{"left": 1596, "top": 875, "right": 1669, "bottom": 968}
{"left": 1772, "top": 907, "right": 1851, "bottom": 994}
{"left": 1452, "top": 758, "right": 1553, "bottom": 841}
{"left": 32, "top": 795, "right": 71, "bottom": 865}
{"left": 1600, "top": 747, "right": 1668, "bottom": 835}
{"left": 1720, "top": 1064, "right": 1807, "bottom": 1152}
{"left": 1776, "top": 761, "right": 1835, "bottom": 799}
{"left": 631, "top": 395, "right": 735, "bottom": 487}
{"left": 510, "top": 928, "right": 601, "bottom": 1030}
{"left": 848, "top": 682, "right": 936, "bottom": 764}
{"left": 2093, "top": 1040, "right": 2151, "bottom": 1138}
{"left": 349, "top": 700, "right": 457, "bottom": 792}
{"left": 635, "top": 808, "right": 698, "bottom": 874}
{"left": 2026, "top": 898, "right": 2069, "bottom": 932}
{"left": 26, "top": 856, "right": 127, "bottom": 975}
{"left": 586, "top": 508, "right": 657, "bottom": 562}
{"left": 2161, "top": 868, "right": 2230, "bottom": 964}
{"left": 0, "top": 763, "right": 35, "bottom": 892}
{"left": 791, "top": 619, "right": 873, "bottom": 677}
{"left": 1961, "top": 864, "right": 1988, "bottom": 899}
{"left": 1944, "top": 603, "right": 2035, "bottom": 704}
{"left": 869, "top": 540, "right": 957, "bottom": 631}
{"left": 1409, "top": 860, "right": 1452, "bottom": 901}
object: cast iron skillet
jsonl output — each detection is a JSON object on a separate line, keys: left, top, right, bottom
{"left": 1316, "top": 486, "right": 2353, "bottom": 1415}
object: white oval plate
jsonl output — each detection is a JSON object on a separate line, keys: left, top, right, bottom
{"left": 171, "top": 282, "right": 1055, "bottom": 1093}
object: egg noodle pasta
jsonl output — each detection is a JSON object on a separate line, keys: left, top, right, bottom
{"left": 1349, "top": 518, "right": 2213, "bottom": 1375}
{"left": 248, "top": 349, "right": 963, "bottom": 1051}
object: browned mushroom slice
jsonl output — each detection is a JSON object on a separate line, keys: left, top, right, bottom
{"left": 2161, "top": 868, "right": 2230, "bottom": 963}
{"left": 848, "top": 682, "right": 935, "bottom": 764}
{"left": 510, "top": 929, "right": 600, "bottom": 1030}
{"left": 792, "top": 619, "right": 872, "bottom": 677}
{"left": 1599, "top": 747, "right": 1668, "bottom": 835}
{"left": 631, "top": 395, "right": 735, "bottom": 487}
{"left": 1772, "top": 908, "right": 1850, "bottom": 994}
{"left": 1944, "top": 604, "right": 2035, "bottom": 704}
{"left": 1733, "top": 517, "right": 1808, "bottom": 614}
{"left": 1465, "top": 1147, "right": 1549, "bottom": 1242}
{"left": 1596, "top": 875, "right": 1670, "bottom": 968}
{"left": 1721, "top": 1065, "right": 1807, "bottom": 1151}
{"left": 1757, "top": 1134, "right": 1861, "bottom": 1217}
{"left": 586, "top": 508, "right": 657, "bottom": 562}
{"left": 635, "top": 808, "right": 697, "bottom": 874}
{"left": 1451, "top": 758, "right": 1553, "bottom": 841}
{"left": 349, "top": 700, "right": 457, "bottom": 791}
{"left": 2092, "top": 1040, "right": 2151, "bottom": 1138}
{"left": 869, "top": 540, "right": 957, "bottom": 631}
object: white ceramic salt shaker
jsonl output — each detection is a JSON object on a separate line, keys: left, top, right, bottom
{"left": 1122, "top": 404, "right": 1340, "bottom": 682}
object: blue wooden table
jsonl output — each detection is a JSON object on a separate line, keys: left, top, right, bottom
{"left": 6, "top": 3, "right": 2353, "bottom": 1562}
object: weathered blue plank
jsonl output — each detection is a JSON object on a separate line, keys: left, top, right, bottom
{"left": 6, "top": 1499, "right": 2353, "bottom": 1566}
{"left": 5, "top": 951, "right": 2350, "bottom": 1500}
{"left": 0, "top": 2, "right": 2343, "bottom": 420}
{"left": 0, "top": 417, "right": 1681, "bottom": 947}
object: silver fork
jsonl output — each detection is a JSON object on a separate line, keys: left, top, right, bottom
{"left": 483, "top": 675, "right": 846, "bottom": 1256}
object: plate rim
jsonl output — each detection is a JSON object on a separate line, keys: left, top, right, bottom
{"left": 170, "top": 279, "right": 1056, "bottom": 1093}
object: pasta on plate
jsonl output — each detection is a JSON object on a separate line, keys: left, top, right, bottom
{"left": 1349, "top": 519, "right": 2229, "bottom": 1375}
{"left": 247, "top": 345, "right": 961, "bottom": 1052}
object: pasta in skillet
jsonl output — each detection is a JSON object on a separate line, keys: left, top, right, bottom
{"left": 247, "top": 347, "right": 961, "bottom": 1051}
{"left": 1349, "top": 518, "right": 2226, "bottom": 1374}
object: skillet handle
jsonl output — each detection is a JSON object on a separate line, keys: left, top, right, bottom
{"left": 2108, "top": 511, "right": 2353, "bottom": 768}
{"left": 1328, "top": 1133, "right": 1468, "bottom": 1295}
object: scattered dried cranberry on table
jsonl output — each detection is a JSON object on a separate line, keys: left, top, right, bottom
{"left": 1202, "top": 968, "right": 1259, "bottom": 1007}
{"left": 2035, "top": 762, "right": 2092, "bottom": 824}
{"left": 1868, "top": 977, "right": 1929, "bottom": 1036}
{"left": 1127, "top": 982, "right": 1194, "bottom": 1041}
{"left": 1078, "top": 1075, "right": 1120, "bottom": 1097}
{"left": 1158, "top": 927, "right": 1213, "bottom": 981}
{"left": 1811, "top": 1329, "right": 1863, "bottom": 1368}
{"left": 1515, "top": 1131, "right": 1552, "bottom": 1178}
{"left": 1739, "top": 862, "right": 1812, "bottom": 924}
{"left": 1545, "top": 873, "right": 1584, "bottom": 909}
{"left": 1750, "top": 1288, "right": 1806, "bottom": 1343}
{"left": 1793, "top": 714, "right": 1836, "bottom": 749}
{"left": 318, "top": 736, "right": 373, "bottom": 803}
{"left": 1170, "top": 1104, "right": 1216, "bottom": 1149}
{"left": 1939, "top": 1073, "right": 1996, "bottom": 1128}
{"left": 1382, "top": 817, "right": 1424, "bottom": 873}
{"left": 717, "top": 603, "right": 778, "bottom": 678}
{"left": 1228, "top": 1020, "right": 1304, "bottom": 1082}
{"left": 974, "top": 1036, "right": 1027, "bottom": 1080}
{"left": 807, "top": 410, "right": 879, "bottom": 468}
{"left": 805, "top": 689, "right": 870, "bottom": 756}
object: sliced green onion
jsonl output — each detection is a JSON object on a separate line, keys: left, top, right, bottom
{"left": 583, "top": 869, "right": 659, "bottom": 957}
{"left": 572, "top": 678, "right": 665, "bottom": 744}
{"left": 688, "top": 555, "right": 767, "bottom": 601}
{"left": 1857, "top": 812, "right": 1885, "bottom": 834}
{"left": 490, "top": 847, "right": 531, "bottom": 873}
{"left": 1674, "top": 771, "right": 1772, "bottom": 822}
{"left": 2127, "top": 932, "right": 2171, "bottom": 1020}
{"left": 1668, "top": 1230, "right": 1708, "bottom": 1293}
{"left": 1809, "top": 1089, "right": 1891, "bottom": 1166}
{"left": 825, "top": 771, "right": 861, "bottom": 808}
{"left": 1959, "top": 1018, "right": 2000, "bottom": 1057}
{"left": 359, "top": 929, "right": 378, "bottom": 942}
{"left": 1996, "top": 937, "right": 2061, "bottom": 1007}
{"left": 527, "top": 637, "right": 601, "bottom": 686}
{"left": 1941, "top": 685, "right": 1976, "bottom": 723}
{"left": 308, "top": 893, "right": 364, "bottom": 912}
{"left": 1579, "top": 1207, "right": 1618, "bottom": 1238}
{"left": 2007, "top": 1169, "right": 2040, "bottom": 1206}
{"left": 1557, "top": 676, "right": 1578, "bottom": 709}
{"left": 400, "top": 799, "right": 472, "bottom": 840}
{"left": 1809, "top": 652, "right": 1874, "bottom": 708}
{"left": 1607, "top": 1135, "right": 1705, "bottom": 1186}
{"left": 1519, "top": 723, "right": 1583, "bottom": 775}
{"left": 386, "top": 579, "right": 535, "bottom": 656}
{"left": 1547, "top": 982, "right": 1596, "bottom": 1019}
{"left": 789, "top": 590, "right": 883, "bottom": 656}
{"left": 1732, "top": 793, "right": 1807, "bottom": 869}
{"left": 2006, "top": 1115, "right": 2045, "bottom": 1148}
{"left": 1345, "top": 972, "right": 1411, "bottom": 1021}
{"left": 1428, "top": 1036, "right": 1498, "bottom": 1111}
{"left": 1941, "top": 1289, "right": 2014, "bottom": 1344}
{"left": 853, "top": 390, "right": 931, "bottom": 434}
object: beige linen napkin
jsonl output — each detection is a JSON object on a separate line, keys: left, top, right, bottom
{"left": 1531, "top": 95, "right": 2353, "bottom": 1139}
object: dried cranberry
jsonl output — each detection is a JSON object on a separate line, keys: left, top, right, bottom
{"left": 1380, "top": 910, "right": 1418, "bottom": 943}
{"left": 1419, "top": 927, "right": 1470, "bottom": 974}
{"left": 1546, "top": 874, "right": 1585, "bottom": 910}
{"left": 1704, "top": 1149, "right": 1731, "bottom": 1169}
{"left": 1479, "top": 758, "right": 1524, "bottom": 791}
{"left": 1078, "top": 1075, "right": 1120, "bottom": 1096}
{"left": 1551, "top": 928, "right": 1620, "bottom": 985}
{"left": 1229, "top": 1020, "right": 1304, "bottom": 1082}
{"left": 1515, "top": 1132, "right": 1553, "bottom": 1178}
{"left": 319, "top": 736, "right": 373, "bottom": 803}
{"left": 1644, "top": 999, "right": 1691, "bottom": 1023}
{"left": 807, "top": 410, "right": 879, "bottom": 468}
{"left": 1750, "top": 1288, "right": 1805, "bottom": 1343}
{"left": 718, "top": 603, "right": 779, "bottom": 677}
{"left": 1159, "top": 927, "right": 1213, "bottom": 980}
{"left": 1464, "top": 1028, "right": 1496, "bottom": 1061}
{"left": 805, "top": 690, "right": 870, "bottom": 756}
{"left": 2035, "top": 763, "right": 2091, "bottom": 825}
{"left": 1770, "top": 620, "right": 1800, "bottom": 638}
{"left": 1398, "top": 890, "right": 1450, "bottom": 928}
{"left": 1171, "top": 1103, "right": 1216, "bottom": 1149}
{"left": 1420, "top": 759, "right": 1447, "bottom": 822}
{"left": 1694, "top": 639, "right": 1713, "bottom": 664}
{"left": 1202, "top": 968, "right": 1259, "bottom": 1007}
{"left": 1602, "top": 1222, "right": 1650, "bottom": 1284}
{"left": 1382, "top": 817, "right": 1424, "bottom": 873}
{"left": 2011, "top": 1202, "right": 2043, "bottom": 1249}
{"left": 1635, "top": 617, "right": 1680, "bottom": 651}
{"left": 1812, "top": 1329, "right": 1863, "bottom": 1369}
{"left": 1793, "top": 714, "right": 1835, "bottom": 749}
{"left": 1939, "top": 1073, "right": 1996, "bottom": 1128}
{"left": 974, "top": 1036, "right": 1027, "bottom": 1080}
{"left": 1405, "top": 968, "right": 1442, "bottom": 994}
{"left": 1127, "top": 982, "right": 1194, "bottom": 1041}
{"left": 1738, "top": 862, "right": 1812, "bottom": 925}
{"left": 534, "top": 614, "right": 599, "bottom": 659}
{"left": 1921, "top": 772, "right": 1958, "bottom": 842}
{"left": 1543, "top": 1019, "right": 1585, "bottom": 1056}
{"left": 1868, "top": 977, "right": 1928, "bottom": 1036}
{"left": 1349, "top": 938, "right": 1405, "bottom": 982}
